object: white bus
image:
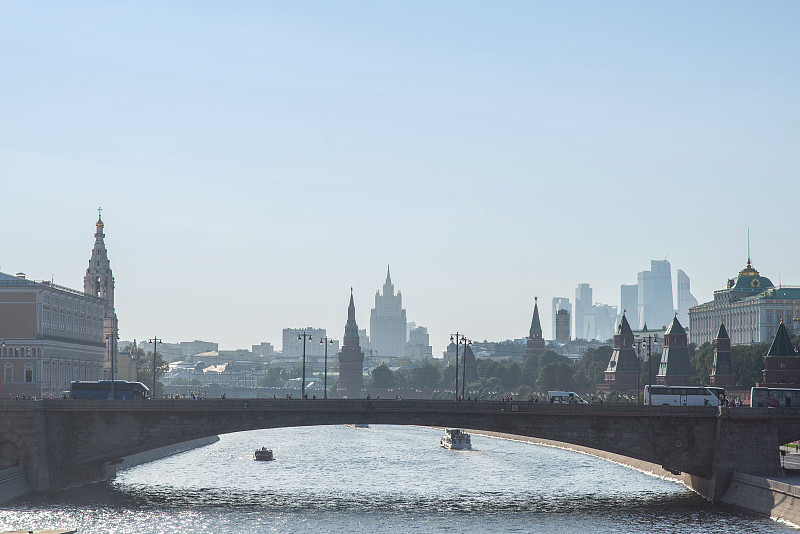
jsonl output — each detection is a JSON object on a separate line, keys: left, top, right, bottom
{"left": 547, "top": 391, "right": 588, "bottom": 404}
{"left": 750, "top": 387, "right": 800, "bottom": 407}
{"left": 644, "top": 385, "right": 725, "bottom": 406}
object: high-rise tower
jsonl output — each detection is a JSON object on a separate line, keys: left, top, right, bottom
{"left": 84, "top": 210, "right": 117, "bottom": 379}
{"left": 551, "top": 297, "right": 571, "bottom": 340}
{"left": 574, "top": 283, "right": 592, "bottom": 340}
{"left": 676, "top": 270, "right": 698, "bottom": 327}
{"left": 524, "top": 297, "right": 546, "bottom": 362}
{"left": 338, "top": 289, "right": 365, "bottom": 398}
{"left": 369, "top": 266, "right": 407, "bottom": 359}
{"left": 637, "top": 260, "right": 674, "bottom": 330}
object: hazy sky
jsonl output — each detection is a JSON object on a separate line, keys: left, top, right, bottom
{"left": 2, "top": 2, "right": 798, "bottom": 355}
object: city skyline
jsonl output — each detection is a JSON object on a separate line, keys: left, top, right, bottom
{"left": 2, "top": 2, "right": 798, "bottom": 356}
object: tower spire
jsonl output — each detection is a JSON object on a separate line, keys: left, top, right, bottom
{"left": 529, "top": 297, "right": 542, "bottom": 338}
{"left": 747, "top": 227, "right": 751, "bottom": 268}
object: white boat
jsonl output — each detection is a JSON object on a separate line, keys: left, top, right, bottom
{"left": 440, "top": 428, "right": 471, "bottom": 450}
{"left": 345, "top": 423, "right": 370, "bottom": 428}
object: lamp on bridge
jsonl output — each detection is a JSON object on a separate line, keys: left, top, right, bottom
{"left": 449, "top": 333, "right": 468, "bottom": 401}
{"left": 147, "top": 337, "right": 162, "bottom": 398}
{"left": 298, "top": 332, "right": 312, "bottom": 399}
{"left": 320, "top": 336, "right": 334, "bottom": 399}
{"left": 106, "top": 332, "right": 119, "bottom": 400}
{"left": 645, "top": 334, "right": 658, "bottom": 391}
{"left": 462, "top": 338, "right": 471, "bottom": 400}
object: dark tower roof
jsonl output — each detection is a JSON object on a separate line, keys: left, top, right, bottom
{"left": 529, "top": 297, "right": 542, "bottom": 338}
{"left": 716, "top": 321, "right": 729, "bottom": 340}
{"left": 617, "top": 313, "right": 633, "bottom": 337}
{"left": 343, "top": 288, "right": 360, "bottom": 345}
{"left": 767, "top": 321, "right": 797, "bottom": 357}
{"left": 664, "top": 314, "right": 686, "bottom": 336}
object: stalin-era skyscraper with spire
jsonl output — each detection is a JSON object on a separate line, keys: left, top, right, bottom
{"left": 339, "top": 289, "right": 365, "bottom": 398}
{"left": 369, "top": 266, "right": 407, "bottom": 359}
{"left": 84, "top": 210, "right": 118, "bottom": 380}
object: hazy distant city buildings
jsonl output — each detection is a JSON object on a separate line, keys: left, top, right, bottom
{"left": 406, "top": 325, "right": 433, "bottom": 359}
{"left": 689, "top": 258, "right": 800, "bottom": 346}
{"left": 555, "top": 309, "right": 570, "bottom": 344}
{"left": 572, "top": 283, "right": 616, "bottom": 341}
{"left": 282, "top": 327, "right": 340, "bottom": 365}
{"left": 139, "top": 339, "right": 219, "bottom": 362}
{"left": 551, "top": 297, "right": 570, "bottom": 340}
{"left": 619, "top": 284, "right": 638, "bottom": 330}
{"left": 574, "top": 283, "right": 592, "bottom": 340}
{"left": 676, "top": 269, "right": 698, "bottom": 326}
{"left": 637, "top": 260, "right": 674, "bottom": 330}
{"left": 369, "top": 267, "right": 407, "bottom": 359}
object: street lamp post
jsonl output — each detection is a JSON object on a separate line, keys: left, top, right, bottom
{"left": 461, "top": 338, "right": 471, "bottom": 399}
{"left": 147, "top": 337, "right": 161, "bottom": 397}
{"left": 450, "top": 333, "right": 467, "bottom": 400}
{"left": 106, "top": 333, "right": 119, "bottom": 400}
{"left": 320, "top": 336, "right": 334, "bottom": 399}
{"left": 645, "top": 334, "right": 659, "bottom": 392}
{"left": 298, "top": 332, "right": 312, "bottom": 399}
{"left": 634, "top": 339, "right": 642, "bottom": 404}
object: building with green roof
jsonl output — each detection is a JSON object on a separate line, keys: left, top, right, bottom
{"left": 689, "top": 258, "right": 800, "bottom": 346}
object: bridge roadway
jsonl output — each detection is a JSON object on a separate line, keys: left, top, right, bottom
{"left": 2, "top": 398, "right": 800, "bottom": 501}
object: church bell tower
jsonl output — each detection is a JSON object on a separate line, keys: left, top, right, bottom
{"left": 84, "top": 209, "right": 118, "bottom": 379}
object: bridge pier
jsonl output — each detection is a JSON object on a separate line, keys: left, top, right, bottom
{"left": 704, "top": 409, "right": 781, "bottom": 501}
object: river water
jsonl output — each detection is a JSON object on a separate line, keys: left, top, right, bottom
{"left": 0, "top": 425, "right": 795, "bottom": 533}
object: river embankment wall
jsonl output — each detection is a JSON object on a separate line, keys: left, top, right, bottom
{"left": 722, "top": 471, "right": 800, "bottom": 528}
{"left": 470, "top": 430, "right": 800, "bottom": 527}
{"left": 117, "top": 435, "right": 219, "bottom": 470}
{"left": 0, "top": 435, "right": 219, "bottom": 505}
{"left": 0, "top": 467, "right": 31, "bottom": 505}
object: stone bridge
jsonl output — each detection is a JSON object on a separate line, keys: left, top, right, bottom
{"left": 2, "top": 398, "right": 799, "bottom": 501}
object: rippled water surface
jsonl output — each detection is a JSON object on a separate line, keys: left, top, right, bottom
{"left": 0, "top": 425, "right": 795, "bottom": 533}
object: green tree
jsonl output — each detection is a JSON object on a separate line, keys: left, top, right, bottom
{"left": 574, "top": 345, "right": 612, "bottom": 390}
{"left": 539, "top": 350, "right": 569, "bottom": 368}
{"left": 691, "top": 343, "right": 714, "bottom": 385}
{"left": 732, "top": 343, "right": 770, "bottom": 387}
{"left": 497, "top": 360, "right": 522, "bottom": 390}
{"left": 537, "top": 362, "right": 578, "bottom": 392}
{"left": 370, "top": 364, "right": 396, "bottom": 388}
{"left": 409, "top": 363, "right": 441, "bottom": 389}
{"left": 521, "top": 357, "right": 539, "bottom": 389}
{"left": 259, "top": 367, "right": 286, "bottom": 387}
{"left": 137, "top": 351, "right": 169, "bottom": 398}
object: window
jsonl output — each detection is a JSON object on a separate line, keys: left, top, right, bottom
{"left": 25, "top": 367, "right": 32, "bottom": 383}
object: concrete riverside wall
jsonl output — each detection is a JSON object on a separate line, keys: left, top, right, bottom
{"left": 117, "top": 436, "right": 219, "bottom": 470}
{"left": 722, "top": 472, "right": 800, "bottom": 527}
{"left": 469, "top": 430, "right": 690, "bottom": 485}
{"left": 472, "top": 430, "right": 800, "bottom": 524}
{"left": 0, "top": 466, "right": 32, "bottom": 505}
